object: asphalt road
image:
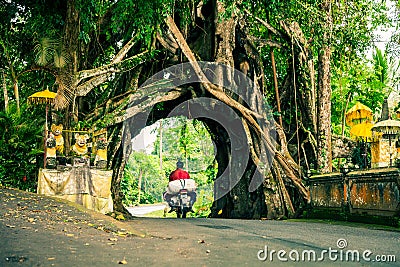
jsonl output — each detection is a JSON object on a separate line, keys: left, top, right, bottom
{"left": 126, "top": 204, "right": 166, "bottom": 217}
{"left": 134, "top": 217, "right": 400, "bottom": 266}
{"left": 1, "top": 188, "right": 399, "bottom": 266}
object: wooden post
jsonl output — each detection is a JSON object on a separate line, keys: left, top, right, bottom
{"left": 43, "top": 104, "right": 48, "bottom": 168}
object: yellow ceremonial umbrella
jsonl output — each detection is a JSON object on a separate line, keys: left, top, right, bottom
{"left": 345, "top": 102, "right": 373, "bottom": 127}
{"left": 350, "top": 121, "right": 373, "bottom": 140}
{"left": 28, "top": 87, "right": 57, "bottom": 167}
{"left": 27, "top": 88, "right": 57, "bottom": 105}
{"left": 28, "top": 87, "right": 57, "bottom": 133}
{"left": 350, "top": 121, "right": 375, "bottom": 168}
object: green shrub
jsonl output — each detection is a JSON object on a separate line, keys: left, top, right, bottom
{"left": 0, "top": 104, "right": 44, "bottom": 191}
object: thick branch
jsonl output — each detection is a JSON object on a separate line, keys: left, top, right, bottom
{"left": 156, "top": 32, "right": 178, "bottom": 54}
{"left": 165, "top": 16, "right": 263, "bottom": 122}
{"left": 111, "top": 35, "right": 138, "bottom": 64}
{"left": 76, "top": 51, "right": 153, "bottom": 85}
{"left": 16, "top": 66, "right": 58, "bottom": 80}
{"left": 247, "top": 36, "right": 282, "bottom": 49}
{"left": 97, "top": 88, "right": 186, "bottom": 128}
{"left": 76, "top": 73, "right": 112, "bottom": 96}
{"left": 245, "top": 10, "right": 281, "bottom": 37}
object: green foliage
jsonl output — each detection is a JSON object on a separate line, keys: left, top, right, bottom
{"left": 0, "top": 104, "right": 44, "bottom": 191}
{"left": 192, "top": 188, "right": 213, "bottom": 218}
{"left": 122, "top": 117, "right": 216, "bottom": 208}
{"left": 153, "top": 117, "right": 217, "bottom": 186}
{"left": 33, "top": 37, "right": 70, "bottom": 68}
{"left": 231, "top": 0, "right": 390, "bottom": 132}
{"left": 373, "top": 47, "right": 389, "bottom": 85}
{"left": 121, "top": 151, "right": 163, "bottom": 206}
{"left": 331, "top": 56, "right": 388, "bottom": 135}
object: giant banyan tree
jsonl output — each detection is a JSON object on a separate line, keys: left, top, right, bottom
{"left": 15, "top": 0, "right": 343, "bottom": 219}
{"left": 109, "top": 3, "right": 312, "bottom": 219}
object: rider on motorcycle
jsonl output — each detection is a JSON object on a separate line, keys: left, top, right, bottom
{"left": 169, "top": 161, "right": 190, "bottom": 181}
{"left": 164, "top": 161, "right": 196, "bottom": 211}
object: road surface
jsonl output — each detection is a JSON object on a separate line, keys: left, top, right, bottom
{"left": 126, "top": 204, "right": 166, "bottom": 217}
{"left": 133, "top": 217, "right": 399, "bottom": 266}
{"left": 1, "top": 188, "right": 399, "bottom": 266}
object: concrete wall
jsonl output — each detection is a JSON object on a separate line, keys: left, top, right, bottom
{"left": 307, "top": 168, "right": 400, "bottom": 225}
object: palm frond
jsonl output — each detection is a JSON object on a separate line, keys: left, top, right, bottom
{"left": 33, "top": 37, "right": 58, "bottom": 66}
{"left": 53, "top": 41, "right": 71, "bottom": 69}
{"left": 54, "top": 72, "right": 75, "bottom": 110}
{"left": 372, "top": 47, "right": 388, "bottom": 84}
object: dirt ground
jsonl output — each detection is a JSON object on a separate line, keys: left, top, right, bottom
{"left": 0, "top": 188, "right": 196, "bottom": 266}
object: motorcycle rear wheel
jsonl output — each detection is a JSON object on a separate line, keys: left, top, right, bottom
{"left": 182, "top": 209, "right": 187, "bottom": 218}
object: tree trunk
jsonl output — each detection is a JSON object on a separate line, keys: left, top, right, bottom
{"left": 0, "top": 40, "right": 19, "bottom": 114}
{"left": 159, "top": 120, "right": 163, "bottom": 171}
{"left": 279, "top": 20, "right": 318, "bottom": 169}
{"left": 64, "top": 0, "right": 311, "bottom": 219}
{"left": 108, "top": 124, "right": 133, "bottom": 216}
{"left": 317, "top": 0, "right": 333, "bottom": 173}
{"left": 1, "top": 70, "right": 8, "bottom": 113}
{"left": 164, "top": 2, "right": 310, "bottom": 218}
{"left": 138, "top": 169, "right": 143, "bottom": 204}
{"left": 317, "top": 46, "right": 332, "bottom": 173}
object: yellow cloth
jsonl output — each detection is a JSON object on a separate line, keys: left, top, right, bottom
{"left": 54, "top": 135, "right": 64, "bottom": 154}
{"left": 37, "top": 168, "right": 113, "bottom": 214}
{"left": 46, "top": 147, "right": 57, "bottom": 158}
{"left": 72, "top": 144, "right": 88, "bottom": 155}
{"left": 96, "top": 149, "right": 107, "bottom": 161}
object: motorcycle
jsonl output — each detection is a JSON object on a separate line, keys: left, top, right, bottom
{"left": 164, "top": 179, "right": 197, "bottom": 218}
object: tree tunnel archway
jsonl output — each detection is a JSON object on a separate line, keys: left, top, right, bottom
{"left": 116, "top": 61, "right": 284, "bottom": 219}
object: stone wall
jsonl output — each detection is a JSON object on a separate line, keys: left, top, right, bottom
{"left": 307, "top": 168, "right": 400, "bottom": 225}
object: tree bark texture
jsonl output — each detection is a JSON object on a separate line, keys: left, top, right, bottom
{"left": 57, "top": 0, "right": 317, "bottom": 218}
{"left": 317, "top": 0, "right": 333, "bottom": 173}
{"left": 164, "top": 6, "right": 309, "bottom": 219}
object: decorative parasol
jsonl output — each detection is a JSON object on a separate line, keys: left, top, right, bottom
{"left": 371, "top": 119, "right": 400, "bottom": 166}
{"left": 346, "top": 102, "right": 373, "bottom": 127}
{"left": 350, "top": 121, "right": 373, "bottom": 140}
{"left": 371, "top": 119, "right": 400, "bottom": 135}
{"left": 27, "top": 87, "right": 57, "bottom": 168}
{"left": 350, "top": 121, "right": 375, "bottom": 169}
{"left": 27, "top": 88, "right": 57, "bottom": 105}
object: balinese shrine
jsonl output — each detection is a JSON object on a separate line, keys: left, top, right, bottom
{"left": 36, "top": 126, "right": 113, "bottom": 214}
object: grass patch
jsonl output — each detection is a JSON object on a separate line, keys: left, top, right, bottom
{"left": 143, "top": 208, "right": 199, "bottom": 218}
{"left": 144, "top": 208, "right": 176, "bottom": 218}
